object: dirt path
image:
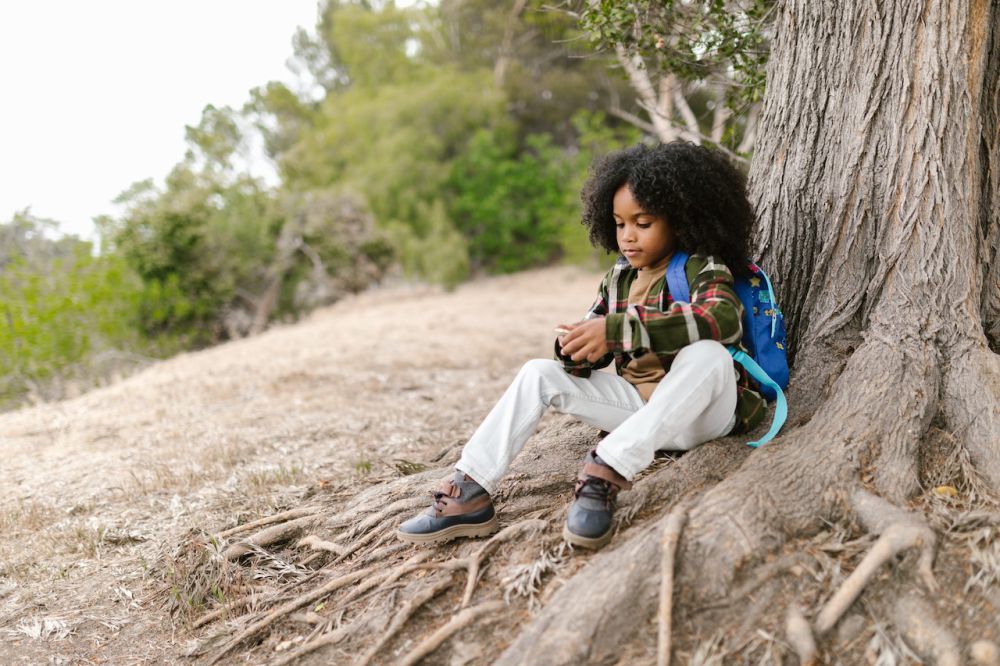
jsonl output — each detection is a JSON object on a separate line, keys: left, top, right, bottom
{"left": 0, "top": 266, "right": 601, "bottom": 664}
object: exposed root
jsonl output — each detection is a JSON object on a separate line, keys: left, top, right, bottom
{"left": 396, "top": 600, "right": 505, "bottom": 666}
{"left": 297, "top": 534, "right": 346, "bottom": 556}
{"left": 264, "top": 553, "right": 436, "bottom": 666}
{"left": 404, "top": 519, "right": 547, "bottom": 608}
{"left": 268, "top": 617, "right": 362, "bottom": 666}
{"left": 333, "top": 517, "right": 403, "bottom": 564}
{"left": 206, "top": 561, "right": 384, "bottom": 664}
{"left": 459, "top": 519, "right": 546, "bottom": 608}
{"left": 217, "top": 509, "right": 320, "bottom": 540}
{"left": 814, "top": 489, "right": 938, "bottom": 636}
{"left": 941, "top": 348, "right": 1000, "bottom": 492}
{"left": 339, "top": 496, "right": 429, "bottom": 540}
{"left": 223, "top": 516, "right": 321, "bottom": 560}
{"left": 658, "top": 502, "right": 688, "bottom": 666}
{"left": 338, "top": 551, "right": 432, "bottom": 610}
{"left": 892, "top": 592, "right": 960, "bottom": 666}
{"left": 355, "top": 542, "right": 410, "bottom": 567}
{"left": 784, "top": 604, "right": 816, "bottom": 666}
{"left": 191, "top": 593, "right": 257, "bottom": 629}
{"left": 355, "top": 577, "right": 455, "bottom": 666}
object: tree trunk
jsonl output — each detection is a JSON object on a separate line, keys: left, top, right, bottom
{"left": 746, "top": 0, "right": 1000, "bottom": 499}
{"left": 505, "top": 0, "right": 1000, "bottom": 658}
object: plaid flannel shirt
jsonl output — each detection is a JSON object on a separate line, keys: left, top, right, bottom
{"left": 555, "top": 253, "right": 766, "bottom": 434}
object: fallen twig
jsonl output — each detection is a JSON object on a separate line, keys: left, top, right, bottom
{"left": 658, "top": 502, "right": 689, "bottom": 666}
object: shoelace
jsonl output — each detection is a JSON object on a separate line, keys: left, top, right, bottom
{"left": 431, "top": 489, "right": 451, "bottom": 513}
{"left": 575, "top": 477, "right": 615, "bottom": 503}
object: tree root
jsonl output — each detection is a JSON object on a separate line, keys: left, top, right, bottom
{"left": 657, "top": 502, "right": 688, "bottom": 666}
{"left": 268, "top": 617, "right": 361, "bottom": 666}
{"left": 338, "top": 496, "right": 429, "bottom": 540}
{"left": 458, "top": 519, "right": 546, "bottom": 608}
{"left": 814, "top": 489, "right": 938, "bottom": 636}
{"left": 892, "top": 592, "right": 960, "bottom": 666}
{"left": 406, "top": 519, "right": 548, "bottom": 608}
{"left": 396, "top": 600, "right": 505, "bottom": 666}
{"left": 333, "top": 516, "right": 406, "bottom": 564}
{"left": 253, "top": 553, "right": 439, "bottom": 665}
{"left": 337, "top": 551, "right": 432, "bottom": 611}
{"left": 223, "top": 516, "right": 321, "bottom": 560}
{"left": 192, "top": 593, "right": 257, "bottom": 629}
{"left": 784, "top": 604, "right": 817, "bottom": 666}
{"left": 355, "top": 542, "right": 410, "bottom": 567}
{"left": 206, "top": 561, "right": 386, "bottom": 664}
{"left": 217, "top": 508, "right": 320, "bottom": 540}
{"left": 941, "top": 349, "right": 1000, "bottom": 493}
{"left": 297, "top": 534, "right": 346, "bottom": 556}
{"left": 355, "top": 577, "right": 455, "bottom": 666}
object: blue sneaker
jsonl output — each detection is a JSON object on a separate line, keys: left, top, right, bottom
{"left": 563, "top": 450, "right": 632, "bottom": 549}
{"left": 396, "top": 473, "right": 499, "bottom": 545}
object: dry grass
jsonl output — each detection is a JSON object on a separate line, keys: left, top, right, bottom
{"left": 0, "top": 266, "right": 600, "bottom": 664}
{"left": 0, "top": 499, "right": 58, "bottom": 533}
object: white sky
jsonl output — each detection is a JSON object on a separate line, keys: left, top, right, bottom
{"left": 0, "top": 1, "right": 321, "bottom": 240}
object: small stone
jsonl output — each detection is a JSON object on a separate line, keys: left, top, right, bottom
{"left": 971, "top": 640, "right": 1000, "bottom": 666}
{"left": 836, "top": 613, "right": 865, "bottom": 644}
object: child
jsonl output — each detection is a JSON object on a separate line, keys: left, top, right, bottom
{"left": 397, "top": 140, "right": 767, "bottom": 549}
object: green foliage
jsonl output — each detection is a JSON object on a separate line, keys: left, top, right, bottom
{"left": 0, "top": 218, "right": 152, "bottom": 407}
{"left": 2, "top": 0, "right": 670, "bottom": 411}
{"left": 557, "top": 110, "right": 644, "bottom": 266}
{"left": 385, "top": 200, "right": 470, "bottom": 289}
{"left": 578, "top": 0, "right": 774, "bottom": 108}
{"left": 107, "top": 164, "right": 281, "bottom": 343}
{"left": 275, "top": 67, "right": 505, "bottom": 278}
{"left": 447, "top": 128, "right": 576, "bottom": 273}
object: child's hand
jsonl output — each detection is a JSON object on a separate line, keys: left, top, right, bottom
{"left": 558, "top": 318, "right": 608, "bottom": 362}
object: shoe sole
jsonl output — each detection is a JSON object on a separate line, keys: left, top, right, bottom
{"left": 395, "top": 515, "right": 501, "bottom": 545}
{"left": 562, "top": 524, "right": 613, "bottom": 550}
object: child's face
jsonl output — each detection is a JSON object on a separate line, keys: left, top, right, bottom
{"left": 613, "top": 184, "right": 676, "bottom": 269}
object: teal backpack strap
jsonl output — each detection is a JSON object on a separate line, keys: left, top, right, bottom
{"left": 729, "top": 348, "right": 788, "bottom": 448}
{"left": 758, "top": 267, "right": 780, "bottom": 338}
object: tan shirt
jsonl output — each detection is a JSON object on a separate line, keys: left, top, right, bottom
{"left": 621, "top": 254, "right": 671, "bottom": 400}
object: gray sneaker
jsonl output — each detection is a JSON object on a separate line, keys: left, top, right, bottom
{"left": 396, "top": 472, "right": 499, "bottom": 545}
{"left": 563, "top": 450, "right": 632, "bottom": 549}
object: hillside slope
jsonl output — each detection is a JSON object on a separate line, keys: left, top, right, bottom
{"left": 0, "top": 266, "right": 600, "bottom": 664}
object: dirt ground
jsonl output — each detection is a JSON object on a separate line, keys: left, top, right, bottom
{"left": 0, "top": 266, "right": 602, "bottom": 664}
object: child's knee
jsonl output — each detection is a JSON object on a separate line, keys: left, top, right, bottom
{"left": 676, "top": 340, "right": 731, "bottom": 369}
{"left": 518, "top": 358, "right": 563, "bottom": 380}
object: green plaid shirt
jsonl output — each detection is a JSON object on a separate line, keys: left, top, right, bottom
{"left": 555, "top": 254, "right": 766, "bottom": 434}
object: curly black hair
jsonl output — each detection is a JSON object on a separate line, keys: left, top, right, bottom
{"left": 580, "top": 140, "right": 754, "bottom": 276}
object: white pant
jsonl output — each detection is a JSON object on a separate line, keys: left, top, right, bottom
{"left": 456, "top": 340, "right": 738, "bottom": 495}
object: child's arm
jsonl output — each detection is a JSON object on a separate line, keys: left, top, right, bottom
{"left": 554, "top": 271, "right": 614, "bottom": 377}
{"left": 604, "top": 256, "right": 743, "bottom": 358}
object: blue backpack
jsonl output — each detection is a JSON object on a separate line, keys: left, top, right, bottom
{"left": 665, "top": 252, "right": 789, "bottom": 447}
